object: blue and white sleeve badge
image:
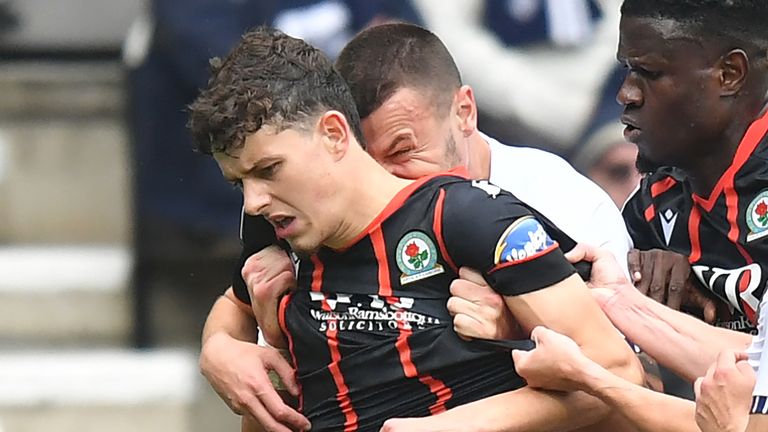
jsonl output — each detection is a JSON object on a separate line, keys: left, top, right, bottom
{"left": 494, "top": 216, "right": 557, "bottom": 265}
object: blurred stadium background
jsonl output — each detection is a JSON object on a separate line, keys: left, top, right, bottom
{"left": 0, "top": 0, "right": 239, "bottom": 430}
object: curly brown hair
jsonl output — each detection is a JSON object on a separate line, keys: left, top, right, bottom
{"left": 188, "top": 26, "right": 366, "bottom": 155}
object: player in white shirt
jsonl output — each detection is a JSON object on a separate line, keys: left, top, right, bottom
{"left": 485, "top": 134, "right": 631, "bottom": 275}
{"left": 748, "top": 297, "right": 768, "bottom": 415}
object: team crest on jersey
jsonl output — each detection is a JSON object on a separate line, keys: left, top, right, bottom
{"left": 746, "top": 190, "right": 768, "bottom": 242}
{"left": 396, "top": 231, "right": 444, "bottom": 285}
{"left": 494, "top": 216, "right": 555, "bottom": 265}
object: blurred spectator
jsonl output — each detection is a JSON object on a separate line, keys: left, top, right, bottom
{"left": 0, "top": 0, "right": 17, "bottom": 35}
{"left": 124, "top": 0, "right": 420, "bottom": 346}
{"left": 413, "top": 0, "right": 621, "bottom": 154}
{"left": 572, "top": 121, "right": 640, "bottom": 208}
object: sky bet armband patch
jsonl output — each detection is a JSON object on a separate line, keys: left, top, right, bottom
{"left": 494, "top": 216, "right": 557, "bottom": 265}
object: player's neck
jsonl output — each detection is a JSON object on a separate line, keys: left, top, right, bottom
{"left": 687, "top": 102, "right": 767, "bottom": 196}
{"left": 467, "top": 133, "right": 491, "bottom": 180}
{"left": 325, "top": 153, "right": 411, "bottom": 250}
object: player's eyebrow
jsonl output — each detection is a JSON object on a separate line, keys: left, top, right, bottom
{"left": 384, "top": 134, "right": 410, "bottom": 155}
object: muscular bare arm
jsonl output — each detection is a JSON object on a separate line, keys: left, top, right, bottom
{"left": 597, "top": 285, "right": 752, "bottom": 382}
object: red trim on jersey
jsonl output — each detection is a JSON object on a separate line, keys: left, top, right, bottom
{"left": 310, "top": 255, "right": 359, "bottom": 430}
{"left": 311, "top": 255, "right": 324, "bottom": 293}
{"left": 489, "top": 242, "right": 560, "bottom": 273}
{"left": 433, "top": 188, "right": 459, "bottom": 274}
{"left": 371, "top": 228, "right": 392, "bottom": 298}
{"left": 419, "top": 375, "right": 453, "bottom": 415}
{"left": 650, "top": 177, "right": 677, "bottom": 198}
{"left": 644, "top": 204, "right": 656, "bottom": 222}
{"left": 735, "top": 242, "right": 754, "bottom": 264}
{"left": 738, "top": 270, "right": 757, "bottom": 323}
{"left": 335, "top": 167, "right": 470, "bottom": 251}
{"left": 688, "top": 206, "right": 702, "bottom": 264}
{"left": 693, "top": 110, "right": 768, "bottom": 212}
{"left": 278, "top": 292, "right": 303, "bottom": 411}
{"left": 371, "top": 228, "right": 452, "bottom": 415}
{"left": 725, "top": 184, "right": 741, "bottom": 247}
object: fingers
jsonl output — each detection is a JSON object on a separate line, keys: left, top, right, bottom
{"left": 449, "top": 275, "right": 491, "bottom": 299}
{"left": 694, "top": 376, "right": 703, "bottom": 398}
{"left": 263, "top": 347, "right": 301, "bottom": 397}
{"left": 446, "top": 295, "right": 479, "bottom": 317}
{"left": 627, "top": 249, "right": 642, "bottom": 284}
{"left": 702, "top": 298, "right": 718, "bottom": 324}
{"left": 685, "top": 283, "right": 719, "bottom": 324}
{"left": 715, "top": 349, "right": 749, "bottom": 369}
{"left": 248, "top": 395, "right": 306, "bottom": 432}
{"left": 648, "top": 252, "right": 668, "bottom": 303}
{"left": 564, "top": 243, "right": 587, "bottom": 264}
{"left": 564, "top": 243, "right": 605, "bottom": 264}
{"left": 251, "top": 270, "right": 295, "bottom": 348}
{"left": 457, "top": 267, "right": 487, "bottom": 286}
{"left": 451, "top": 310, "right": 488, "bottom": 340}
{"left": 511, "top": 349, "right": 530, "bottom": 371}
{"left": 734, "top": 351, "right": 750, "bottom": 363}
{"left": 716, "top": 349, "right": 737, "bottom": 369}
{"left": 735, "top": 357, "right": 756, "bottom": 378}
{"left": 243, "top": 246, "right": 293, "bottom": 285}
{"left": 256, "top": 382, "right": 311, "bottom": 432}
{"left": 665, "top": 259, "right": 690, "bottom": 311}
{"left": 529, "top": 325, "right": 547, "bottom": 344}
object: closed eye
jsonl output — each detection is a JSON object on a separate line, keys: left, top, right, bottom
{"left": 257, "top": 161, "right": 282, "bottom": 179}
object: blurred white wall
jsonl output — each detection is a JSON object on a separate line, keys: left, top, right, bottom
{"left": 0, "top": 0, "right": 143, "bottom": 51}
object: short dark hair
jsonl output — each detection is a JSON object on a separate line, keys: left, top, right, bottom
{"left": 335, "top": 23, "right": 462, "bottom": 120}
{"left": 188, "top": 26, "right": 366, "bottom": 155}
{"left": 621, "top": 0, "right": 768, "bottom": 53}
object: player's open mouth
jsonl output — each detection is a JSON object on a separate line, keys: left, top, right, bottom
{"left": 621, "top": 115, "right": 641, "bottom": 143}
{"left": 269, "top": 216, "right": 296, "bottom": 238}
{"left": 623, "top": 125, "right": 641, "bottom": 142}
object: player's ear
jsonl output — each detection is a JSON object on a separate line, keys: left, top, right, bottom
{"left": 454, "top": 85, "right": 478, "bottom": 137}
{"left": 316, "top": 110, "right": 351, "bottom": 161}
{"left": 719, "top": 49, "right": 749, "bottom": 96}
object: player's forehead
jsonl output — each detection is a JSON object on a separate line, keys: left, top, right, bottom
{"left": 362, "top": 88, "right": 437, "bottom": 149}
{"left": 214, "top": 127, "right": 297, "bottom": 175}
{"left": 617, "top": 16, "right": 696, "bottom": 63}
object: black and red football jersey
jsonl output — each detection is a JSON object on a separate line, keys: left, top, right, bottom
{"left": 623, "top": 110, "right": 768, "bottom": 333}
{"left": 273, "top": 171, "right": 577, "bottom": 431}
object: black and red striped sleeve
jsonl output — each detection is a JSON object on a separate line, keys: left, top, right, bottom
{"left": 439, "top": 180, "right": 575, "bottom": 297}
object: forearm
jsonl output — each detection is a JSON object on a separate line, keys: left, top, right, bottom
{"left": 201, "top": 289, "right": 259, "bottom": 346}
{"left": 581, "top": 362, "right": 698, "bottom": 432}
{"left": 417, "top": 386, "right": 610, "bottom": 432}
{"left": 605, "top": 291, "right": 750, "bottom": 381}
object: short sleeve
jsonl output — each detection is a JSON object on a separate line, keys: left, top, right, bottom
{"left": 441, "top": 180, "right": 576, "bottom": 297}
{"left": 231, "top": 211, "right": 278, "bottom": 305}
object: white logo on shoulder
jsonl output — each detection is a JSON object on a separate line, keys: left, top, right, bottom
{"left": 659, "top": 208, "right": 678, "bottom": 246}
{"left": 471, "top": 180, "right": 502, "bottom": 199}
{"left": 692, "top": 263, "right": 761, "bottom": 318}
